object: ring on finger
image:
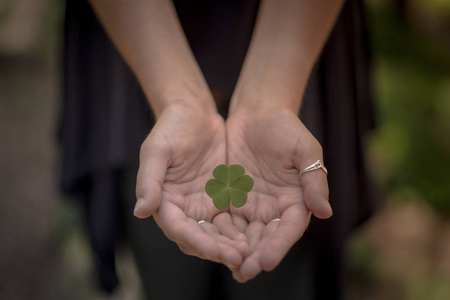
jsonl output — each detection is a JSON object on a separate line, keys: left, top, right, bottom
{"left": 300, "top": 160, "right": 328, "bottom": 176}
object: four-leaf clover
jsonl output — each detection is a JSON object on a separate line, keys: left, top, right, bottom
{"left": 205, "top": 164, "right": 254, "bottom": 210}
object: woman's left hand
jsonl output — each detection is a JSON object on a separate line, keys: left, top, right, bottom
{"left": 224, "top": 107, "right": 332, "bottom": 282}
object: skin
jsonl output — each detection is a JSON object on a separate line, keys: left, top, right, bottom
{"left": 225, "top": 109, "right": 329, "bottom": 281}
{"left": 225, "top": 0, "right": 343, "bottom": 281}
{"left": 135, "top": 100, "right": 251, "bottom": 269}
{"left": 89, "top": 0, "right": 343, "bottom": 282}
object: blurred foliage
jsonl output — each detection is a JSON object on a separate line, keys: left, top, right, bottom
{"left": 367, "top": 0, "right": 450, "bottom": 215}
{"left": 406, "top": 276, "right": 450, "bottom": 300}
{"left": 346, "top": 2, "right": 450, "bottom": 299}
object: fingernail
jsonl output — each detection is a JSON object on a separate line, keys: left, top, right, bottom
{"left": 324, "top": 201, "right": 333, "bottom": 216}
{"left": 134, "top": 198, "right": 144, "bottom": 217}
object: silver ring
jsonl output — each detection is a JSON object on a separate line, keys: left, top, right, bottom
{"left": 300, "top": 160, "right": 328, "bottom": 176}
{"left": 271, "top": 218, "right": 281, "bottom": 222}
{"left": 198, "top": 220, "right": 206, "bottom": 224}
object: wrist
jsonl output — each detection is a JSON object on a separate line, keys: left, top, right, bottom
{"left": 157, "top": 97, "right": 222, "bottom": 132}
{"left": 227, "top": 102, "right": 297, "bottom": 128}
{"left": 142, "top": 77, "right": 216, "bottom": 120}
{"left": 229, "top": 85, "right": 303, "bottom": 117}
{"left": 229, "top": 62, "right": 310, "bottom": 116}
{"left": 162, "top": 97, "right": 216, "bottom": 117}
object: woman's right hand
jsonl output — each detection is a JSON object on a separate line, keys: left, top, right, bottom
{"left": 135, "top": 100, "right": 251, "bottom": 269}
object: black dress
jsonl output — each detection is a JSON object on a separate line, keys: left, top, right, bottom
{"left": 60, "top": 0, "right": 376, "bottom": 299}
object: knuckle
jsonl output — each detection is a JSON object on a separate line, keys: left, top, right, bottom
{"left": 306, "top": 138, "right": 323, "bottom": 156}
{"left": 139, "top": 133, "right": 169, "bottom": 156}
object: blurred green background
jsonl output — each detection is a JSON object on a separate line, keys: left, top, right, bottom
{"left": 0, "top": 0, "right": 449, "bottom": 299}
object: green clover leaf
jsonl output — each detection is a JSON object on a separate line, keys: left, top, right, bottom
{"left": 205, "top": 164, "right": 254, "bottom": 210}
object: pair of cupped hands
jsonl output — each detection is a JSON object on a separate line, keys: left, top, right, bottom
{"left": 134, "top": 100, "right": 332, "bottom": 283}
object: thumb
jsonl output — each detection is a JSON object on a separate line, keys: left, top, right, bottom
{"left": 294, "top": 138, "right": 332, "bottom": 219}
{"left": 134, "top": 137, "right": 170, "bottom": 219}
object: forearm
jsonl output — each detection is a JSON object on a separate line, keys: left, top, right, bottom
{"left": 230, "top": 0, "right": 344, "bottom": 115}
{"left": 89, "top": 0, "right": 215, "bottom": 118}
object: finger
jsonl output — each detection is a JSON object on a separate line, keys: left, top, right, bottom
{"left": 232, "top": 214, "right": 248, "bottom": 233}
{"left": 218, "top": 243, "right": 244, "bottom": 269}
{"left": 236, "top": 249, "right": 263, "bottom": 282}
{"left": 157, "top": 202, "right": 243, "bottom": 268}
{"left": 294, "top": 140, "right": 332, "bottom": 219}
{"left": 213, "top": 213, "right": 248, "bottom": 242}
{"left": 177, "top": 238, "right": 242, "bottom": 269}
{"left": 300, "top": 168, "right": 331, "bottom": 219}
{"left": 135, "top": 135, "right": 169, "bottom": 218}
{"left": 244, "top": 220, "right": 265, "bottom": 249}
{"left": 261, "top": 218, "right": 282, "bottom": 239}
{"left": 259, "top": 205, "right": 310, "bottom": 272}
{"left": 236, "top": 220, "right": 281, "bottom": 281}
{"left": 199, "top": 221, "right": 250, "bottom": 263}
{"left": 233, "top": 221, "right": 280, "bottom": 283}
{"left": 232, "top": 268, "right": 247, "bottom": 283}
{"left": 156, "top": 202, "right": 221, "bottom": 262}
{"left": 213, "top": 213, "right": 251, "bottom": 257}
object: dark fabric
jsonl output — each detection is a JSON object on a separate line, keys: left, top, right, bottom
{"left": 60, "top": 0, "right": 153, "bottom": 194}
{"left": 60, "top": 0, "right": 376, "bottom": 297}
{"left": 79, "top": 171, "right": 122, "bottom": 292}
{"left": 300, "top": 2, "right": 376, "bottom": 296}
{"left": 60, "top": 1, "right": 153, "bottom": 291}
{"left": 173, "top": 0, "right": 260, "bottom": 115}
